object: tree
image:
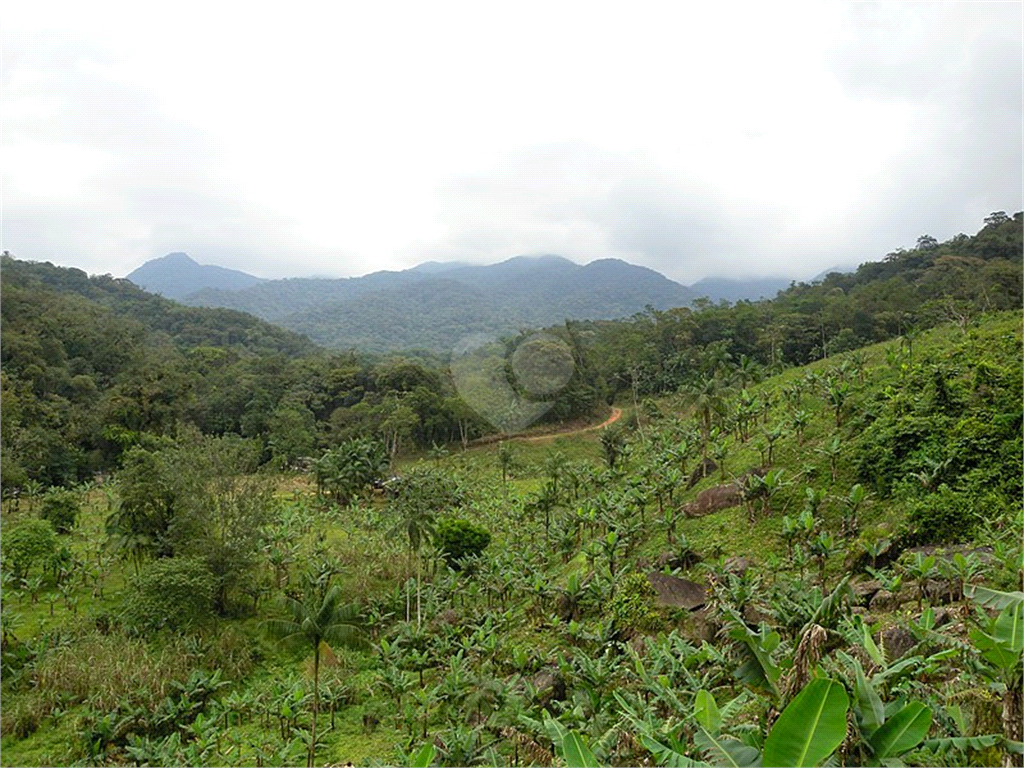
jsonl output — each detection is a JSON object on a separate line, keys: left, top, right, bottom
{"left": 120, "top": 557, "right": 215, "bottom": 634}
{"left": 314, "top": 438, "right": 389, "bottom": 506}
{"left": 107, "top": 446, "right": 177, "bottom": 572}
{"left": 497, "top": 442, "right": 515, "bottom": 497}
{"left": 389, "top": 468, "right": 460, "bottom": 626}
{"left": 40, "top": 487, "right": 80, "bottom": 534}
{"left": 600, "top": 426, "right": 627, "bottom": 470}
{"left": 264, "top": 581, "right": 366, "bottom": 767}
{"left": 2, "top": 519, "right": 58, "bottom": 579}
{"left": 267, "top": 405, "right": 316, "bottom": 469}
{"left": 680, "top": 376, "right": 729, "bottom": 441}
{"left": 166, "top": 434, "right": 274, "bottom": 614}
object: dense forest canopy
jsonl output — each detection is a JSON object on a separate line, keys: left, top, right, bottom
{"left": 1, "top": 212, "right": 1019, "bottom": 490}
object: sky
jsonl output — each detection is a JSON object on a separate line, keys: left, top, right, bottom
{"left": 2, "top": 1, "right": 1021, "bottom": 285}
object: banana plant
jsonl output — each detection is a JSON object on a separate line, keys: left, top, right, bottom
{"left": 620, "top": 678, "right": 850, "bottom": 767}
{"left": 839, "top": 653, "right": 934, "bottom": 765}
{"left": 966, "top": 588, "right": 1023, "bottom": 766}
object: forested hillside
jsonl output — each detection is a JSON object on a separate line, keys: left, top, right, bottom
{"left": 176, "top": 255, "right": 699, "bottom": 352}
{"left": 1, "top": 213, "right": 1019, "bottom": 491}
{"left": 0, "top": 213, "right": 1021, "bottom": 767}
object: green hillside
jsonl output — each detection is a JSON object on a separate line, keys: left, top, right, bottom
{"left": 1, "top": 309, "right": 1021, "bottom": 766}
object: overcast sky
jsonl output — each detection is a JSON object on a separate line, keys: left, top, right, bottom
{"left": 3, "top": 1, "right": 1021, "bottom": 285}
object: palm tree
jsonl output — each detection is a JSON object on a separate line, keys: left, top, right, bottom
{"left": 264, "top": 582, "right": 366, "bottom": 767}
{"left": 681, "top": 376, "right": 729, "bottom": 442}
{"left": 390, "top": 493, "right": 437, "bottom": 627}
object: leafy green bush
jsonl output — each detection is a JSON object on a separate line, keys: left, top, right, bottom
{"left": 391, "top": 466, "right": 465, "bottom": 512}
{"left": 121, "top": 558, "right": 216, "bottom": 634}
{"left": 606, "top": 572, "right": 663, "bottom": 633}
{"left": 40, "top": 487, "right": 80, "bottom": 533}
{"left": 905, "top": 484, "right": 981, "bottom": 544}
{"left": 435, "top": 518, "right": 491, "bottom": 568}
{"left": 2, "top": 519, "right": 58, "bottom": 578}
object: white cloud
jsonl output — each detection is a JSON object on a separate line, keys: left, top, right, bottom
{"left": 2, "top": 1, "right": 1020, "bottom": 284}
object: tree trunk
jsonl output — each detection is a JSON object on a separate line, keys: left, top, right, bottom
{"left": 406, "top": 549, "right": 412, "bottom": 622}
{"left": 1003, "top": 686, "right": 1022, "bottom": 768}
{"left": 311, "top": 647, "right": 320, "bottom": 768}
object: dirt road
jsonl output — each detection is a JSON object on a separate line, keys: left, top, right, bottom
{"left": 516, "top": 407, "right": 623, "bottom": 443}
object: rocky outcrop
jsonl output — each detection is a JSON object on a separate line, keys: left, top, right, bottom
{"left": 683, "top": 484, "right": 742, "bottom": 517}
{"left": 530, "top": 669, "right": 567, "bottom": 706}
{"left": 687, "top": 459, "right": 718, "bottom": 488}
{"left": 647, "top": 573, "right": 708, "bottom": 610}
{"left": 878, "top": 625, "right": 917, "bottom": 661}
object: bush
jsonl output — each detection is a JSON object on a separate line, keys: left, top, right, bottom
{"left": 435, "top": 518, "right": 491, "bottom": 568}
{"left": 606, "top": 572, "right": 663, "bottom": 634}
{"left": 121, "top": 558, "right": 216, "bottom": 634}
{"left": 905, "top": 484, "right": 981, "bottom": 544}
{"left": 391, "top": 466, "right": 466, "bottom": 511}
{"left": 2, "top": 519, "right": 58, "bottom": 578}
{"left": 40, "top": 488, "right": 80, "bottom": 533}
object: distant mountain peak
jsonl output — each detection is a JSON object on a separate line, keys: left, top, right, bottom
{"left": 160, "top": 252, "right": 198, "bottom": 264}
{"left": 126, "top": 252, "right": 265, "bottom": 300}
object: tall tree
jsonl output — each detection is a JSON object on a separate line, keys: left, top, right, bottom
{"left": 264, "top": 581, "right": 366, "bottom": 767}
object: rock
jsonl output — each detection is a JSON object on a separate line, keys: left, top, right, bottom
{"left": 852, "top": 579, "right": 882, "bottom": 605}
{"left": 870, "top": 589, "right": 900, "bottom": 612}
{"left": 682, "top": 606, "right": 718, "bottom": 644}
{"left": 647, "top": 572, "right": 708, "bottom": 610}
{"left": 877, "top": 625, "right": 917, "bottom": 661}
{"left": 530, "top": 669, "right": 567, "bottom": 706}
{"left": 687, "top": 459, "right": 718, "bottom": 488}
{"left": 932, "top": 607, "right": 951, "bottom": 628}
{"left": 683, "top": 484, "right": 742, "bottom": 517}
{"left": 742, "top": 603, "right": 771, "bottom": 626}
{"left": 725, "top": 557, "right": 752, "bottom": 575}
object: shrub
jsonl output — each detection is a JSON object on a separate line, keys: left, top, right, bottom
{"left": 905, "top": 484, "right": 981, "bottom": 544}
{"left": 435, "top": 518, "right": 491, "bottom": 568}
{"left": 2, "top": 519, "right": 58, "bottom": 578}
{"left": 40, "top": 487, "right": 80, "bottom": 533}
{"left": 121, "top": 558, "right": 216, "bottom": 634}
{"left": 606, "top": 572, "right": 663, "bottom": 634}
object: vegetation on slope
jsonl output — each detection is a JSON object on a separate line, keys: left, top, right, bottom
{"left": 1, "top": 310, "right": 1021, "bottom": 767}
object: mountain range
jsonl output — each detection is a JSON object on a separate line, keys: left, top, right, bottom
{"left": 126, "top": 253, "right": 796, "bottom": 352}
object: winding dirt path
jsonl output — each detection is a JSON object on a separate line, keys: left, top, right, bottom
{"left": 516, "top": 406, "right": 623, "bottom": 443}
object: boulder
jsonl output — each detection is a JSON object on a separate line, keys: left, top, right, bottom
{"left": 878, "top": 625, "right": 917, "bottom": 661}
{"left": 683, "top": 484, "right": 742, "bottom": 517}
{"left": 530, "top": 669, "right": 567, "bottom": 706}
{"left": 852, "top": 579, "right": 882, "bottom": 606}
{"left": 648, "top": 573, "right": 708, "bottom": 610}
{"left": 869, "top": 589, "right": 900, "bottom": 613}
{"left": 687, "top": 459, "right": 718, "bottom": 488}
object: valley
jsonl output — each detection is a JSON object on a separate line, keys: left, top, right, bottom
{"left": 0, "top": 213, "right": 1021, "bottom": 767}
